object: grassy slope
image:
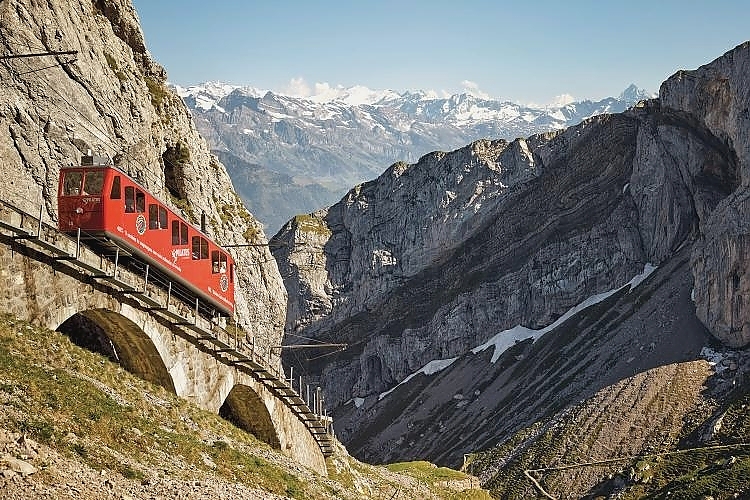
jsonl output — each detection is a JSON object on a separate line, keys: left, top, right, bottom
{"left": 0, "top": 313, "right": 488, "bottom": 499}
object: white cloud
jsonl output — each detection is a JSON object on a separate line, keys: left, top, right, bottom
{"left": 312, "top": 82, "right": 344, "bottom": 101}
{"left": 460, "top": 80, "right": 490, "bottom": 99}
{"left": 282, "top": 77, "right": 311, "bottom": 97}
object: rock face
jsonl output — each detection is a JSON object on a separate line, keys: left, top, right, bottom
{"left": 660, "top": 42, "right": 750, "bottom": 347}
{"left": 0, "top": 0, "right": 286, "bottom": 358}
{"left": 271, "top": 42, "right": 749, "bottom": 463}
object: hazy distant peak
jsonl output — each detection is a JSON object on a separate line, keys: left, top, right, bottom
{"left": 549, "top": 93, "right": 576, "bottom": 107}
{"left": 619, "top": 83, "right": 655, "bottom": 101}
{"left": 295, "top": 84, "right": 400, "bottom": 105}
{"left": 172, "top": 81, "right": 265, "bottom": 111}
{"left": 175, "top": 81, "right": 656, "bottom": 115}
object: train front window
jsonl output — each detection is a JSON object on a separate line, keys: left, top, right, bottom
{"left": 62, "top": 171, "right": 83, "bottom": 196}
{"left": 83, "top": 171, "right": 104, "bottom": 195}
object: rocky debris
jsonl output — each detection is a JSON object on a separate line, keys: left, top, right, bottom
{"left": 0, "top": 439, "right": 287, "bottom": 499}
{"left": 0, "top": 430, "right": 40, "bottom": 481}
{"left": 0, "top": 426, "right": 481, "bottom": 500}
{"left": 337, "top": 252, "right": 712, "bottom": 470}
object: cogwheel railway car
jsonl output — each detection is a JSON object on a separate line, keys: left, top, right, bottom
{"left": 57, "top": 155, "right": 235, "bottom": 316}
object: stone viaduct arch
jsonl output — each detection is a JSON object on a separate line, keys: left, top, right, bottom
{"left": 0, "top": 226, "right": 326, "bottom": 473}
{"left": 59, "top": 308, "right": 176, "bottom": 392}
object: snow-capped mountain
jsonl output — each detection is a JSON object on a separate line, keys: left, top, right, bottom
{"left": 174, "top": 82, "right": 654, "bottom": 232}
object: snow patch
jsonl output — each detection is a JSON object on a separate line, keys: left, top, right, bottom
{"left": 700, "top": 346, "right": 725, "bottom": 367}
{"left": 354, "top": 397, "right": 365, "bottom": 408}
{"left": 473, "top": 264, "right": 657, "bottom": 363}
{"left": 518, "top": 138, "right": 535, "bottom": 167}
{"left": 699, "top": 346, "right": 737, "bottom": 375}
{"left": 378, "top": 357, "right": 458, "bottom": 401}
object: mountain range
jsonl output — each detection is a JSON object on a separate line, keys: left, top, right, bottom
{"left": 175, "top": 82, "right": 654, "bottom": 232}
{"left": 269, "top": 41, "right": 750, "bottom": 497}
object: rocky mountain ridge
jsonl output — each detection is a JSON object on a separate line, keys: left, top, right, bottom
{"left": 271, "top": 41, "right": 750, "bottom": 496}
{"left": 176, "top": 81, "right": 652, "bottom": 232}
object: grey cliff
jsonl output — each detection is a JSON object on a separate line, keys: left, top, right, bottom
{"left": 0, "top": 0, "right": 287, "bottom": 360}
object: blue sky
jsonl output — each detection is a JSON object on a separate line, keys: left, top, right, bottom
{"left": 131, "top": 0, "right": 749, "bottom": 105}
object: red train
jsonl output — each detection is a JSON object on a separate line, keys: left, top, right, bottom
{"left": 57, "top": 155, "right": 235, "bottom": 316}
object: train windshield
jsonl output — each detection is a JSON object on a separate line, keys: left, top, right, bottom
{"left": 62, "top": 171, "right": 83, "bottom": 196}
{"left": 83, "top": 171, "right": 104, "bottom": 195}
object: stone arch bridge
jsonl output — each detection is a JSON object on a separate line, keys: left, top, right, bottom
{"left": 0, "top": 201, "right": 331, "bottom": 474}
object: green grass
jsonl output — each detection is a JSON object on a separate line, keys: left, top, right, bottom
{"left": 293, "top": 213, "right": 330, "bottom": 236}
{"left": 387, "top": 460, "right": 467, "bottom": 482}
{"left": 0, "top": 314, "right": 317, "bottom": 497}
{"left": 168, "top": 193, "right": 197, "bottom": 224}
{"left": 144, "top": 76, "right": 168, "bottom": 110}
{"left": 215, "top": 201, "right": 260, "bottom": 241}
{"left": 386, "top": 461, "right": 492, "bottom": 499}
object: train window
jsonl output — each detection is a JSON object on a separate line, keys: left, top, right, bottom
{"left": 230, "top": 263, "right": 233, "bottom": 281}
{"left": 212, "top": 251, "right": 228, "bottom": 274}
{"left": 149, "top": 204, "right": 160, "bottom": 229}
{"left": 125, "top": 186, "right": 135, "bottom": 212}
{"left": 110, "top": 176, "right": 121, "bottom": 199}
{"left": 172, "top": 220, "right": 187, "bottom": 245}
{"left": 192, "top": 237, "right": 200, "bottom": 259}
{"left": 62, "top": 171, "right": 83, "bottom": 196}
{"left": 211, "top": 251, "right": 228, "bottom": 274}
{"left": 150, "top": 205, "right": 169, "bottom": 230}
{"left": 135, "top": 190, "right": 145, "bottom": 213}
{"left": 159, "top": 207, "right": 168, "bottom": 229}
{"left": 192, "top": 236, "right": 208, "bottom": 260}
{"left": 201, "top": 238, "right": 208, "bottom": 259}
{"left": 83, "top": 170, "right": 104, "bottom": 195}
